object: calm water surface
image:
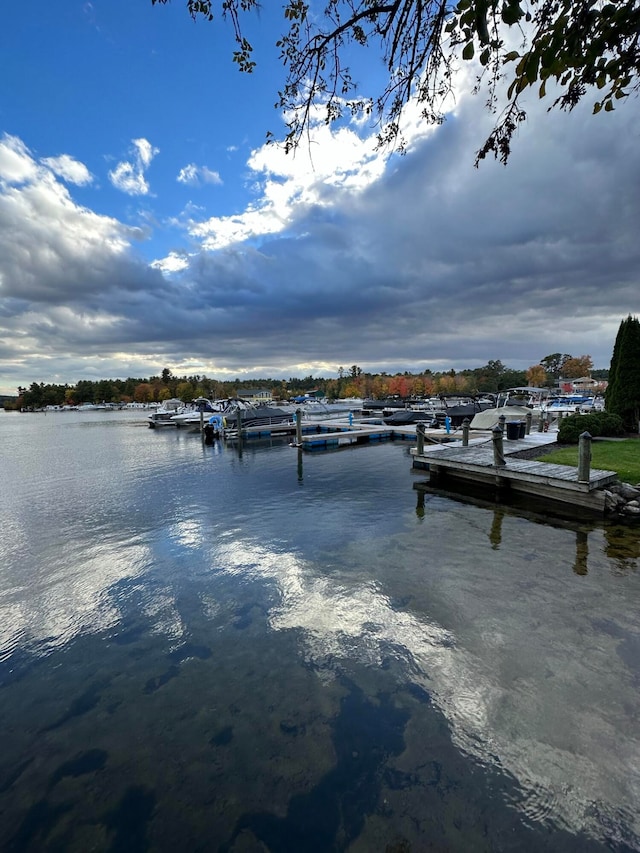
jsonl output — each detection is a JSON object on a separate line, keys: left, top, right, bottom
{"left": 0, "top": 409, "right": 639, "bottom": 852}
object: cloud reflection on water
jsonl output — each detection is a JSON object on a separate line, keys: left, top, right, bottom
{"left": 211, "top": 532, "right": 640, "bottom": 848}
{"left": 0, "top": 539, "right": 149, "bottom": 659}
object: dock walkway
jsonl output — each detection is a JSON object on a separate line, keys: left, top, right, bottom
{"left": 299, "top": 422, "right": 418, "bottom": 449}
{"left": 412, "top": 430, "right": 618, "bottom": 511}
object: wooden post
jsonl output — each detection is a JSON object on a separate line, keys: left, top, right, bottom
{"left": 525, "top": 411, "right": 532, "bottom": 435}
{"left": 200, "top": 409, "right": 204, "bottom": 441}
{"left": 462, "top": 417, "right": 470, "bottom": 447}
{"left": 537, "top": 413, "right": 544, "bottom": 432}
{"left": 498, "top": 414, "right": 506, "bottom": 435}
{"left": 295, "top": 408, "right": 302, "bottom": 446}
{"left": 416, "top": 422, "right": 425, "bottom": 456}
{"left": 578, "top": 431, "right": 592, "bottom": 483}
{"left": 492, "top": 424, "right": 506, "bottom": 467}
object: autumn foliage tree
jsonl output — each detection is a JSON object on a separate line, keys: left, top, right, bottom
{"left": 561, "top": 355, "right": 594, "bottom": 378}
{"left": 526, "top": 364, "right": 547, "bottom": 386}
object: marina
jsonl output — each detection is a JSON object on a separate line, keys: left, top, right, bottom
{"left": 1, "top": 408, "right": 640, "bottom": 851}
{"left": 144, "top": 404, "right": 626, "bottom": 517}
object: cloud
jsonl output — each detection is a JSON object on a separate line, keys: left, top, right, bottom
{"left": 0, "top": 134, "right": 40, "bottom": 185}
{"left": 177, "top": 163, "right": 223, "bottom": 187}
{"left": 156, "top": 90, "right": 640, "bottom": 375}
{"left": 0, "top": 135, "right": 163, "bottom": 389}
{"left": 183, "top": 121, "right": 392, "bottom": 251}
{"left": 1, "top": 81, "right": 639, "bottom": 396}
{"left": 150, "top": 250, "right": 190, "bottom": 273}
{"left": 108, "top": 138, "right": 159, "bottom": 196}
{"left": 40, "top": 154, "right": 93, "bottom": 186}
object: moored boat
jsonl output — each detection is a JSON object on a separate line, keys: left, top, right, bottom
{"left": 171, "top": 397, "right": 223, "bottom": 428}
{"left": 293, "top": 397, "right": 364, "bottom": 420}
{"left": 219, "top": 398, "right": 294, "bottom": 431}
{"left": 541, "top": 394, "right": 598, "bottom": 415}
{"left": 469, "top": 387, "right": 550, "bottom": 429}
{"left": 147, "top": 398, "right": 184, "bottom": 428}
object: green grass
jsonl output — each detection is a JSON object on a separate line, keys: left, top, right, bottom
{"left": 537, "top": 439, "right": 640, "bottom": 484}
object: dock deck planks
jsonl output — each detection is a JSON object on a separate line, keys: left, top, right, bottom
{"left": 422, "top": 444, "right": 617, "bottom": 491}
{"left": 413, "top": 435, "right": 618, "bottom": 512}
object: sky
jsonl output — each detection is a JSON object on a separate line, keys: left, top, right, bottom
{"left": 0, "top": 1, "right": 638, "bottom": 396}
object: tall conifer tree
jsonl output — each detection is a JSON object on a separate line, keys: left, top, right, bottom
{"left": 606, "top": 315, "right": 640, "bottom": 431}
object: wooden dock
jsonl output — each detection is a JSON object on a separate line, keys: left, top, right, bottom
{"left": 412, "top": 434, "right": 618, "bottom": 512}
{"left": 300, "top": 423, "right": 417, "bottom": 449}
{"left": 233, "top": 417, "right": 445, "bottom": 447}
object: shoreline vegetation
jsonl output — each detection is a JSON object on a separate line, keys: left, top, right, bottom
{"left": 4, "top": 358, "right": 609, "bottom": 411}
{"left": 535, "top": 438, "right": 640, "bottom": 485}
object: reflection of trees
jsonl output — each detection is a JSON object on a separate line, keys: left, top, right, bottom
{"left": 604, "top": 525, "right": 640, "bottom": 574}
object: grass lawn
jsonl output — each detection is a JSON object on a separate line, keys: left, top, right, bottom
{"left": 537, "top": 439, "right": 640, "bottom": 484}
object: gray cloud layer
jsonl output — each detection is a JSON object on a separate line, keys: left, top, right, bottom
{"left": 0, "top": 93, "right": 639, "bottom": 394}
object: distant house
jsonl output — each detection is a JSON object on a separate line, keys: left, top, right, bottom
{"left": 238, "top": 388, "right": 273, "bottom": 404}
{"left": 559, "top": 376, "right": 608, "bottom": 393}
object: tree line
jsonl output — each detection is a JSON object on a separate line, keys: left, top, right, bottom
{"left": 6, "top": 354, "right": 602, "bottom": 411}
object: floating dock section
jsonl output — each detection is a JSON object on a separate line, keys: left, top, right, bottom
{"left": 233, "top": 417, "right": 447, "bottom": 448}
{"left": 300, "top": 423, "right": 416, "bottom": 450}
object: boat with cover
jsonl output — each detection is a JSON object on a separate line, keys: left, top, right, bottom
{"left": 292, "top": 396, "right": 364, "bottom": 420}
{"left": 218, "top": 398, "right": 294, "bottom": 430}
{"left": 382, "top": 409, "right": 441, "bottom": 427}
{"left": 469, "top": 387, "right": 549, "bottom": 429}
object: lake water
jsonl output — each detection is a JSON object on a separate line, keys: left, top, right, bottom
{"left": 1, "top": 409, "right": 639, "bottom": 852}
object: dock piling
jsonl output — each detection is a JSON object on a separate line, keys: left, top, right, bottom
{"left": 462, "top": 418, "right": 470, "bottom": 447}
{"left": 492, "top": 425, "right": 506, "bottom": 467}
{"left": 578, "top": 431, "right": 592, "bottom": 483}
{"left": 416, "top": 422, "right": 426, "bottom": 455}
{"left": 236, "top": 409, "right": 243, "bottom": 454}
{"left": 295, "top": 408, "right": 302, "bottom": 446}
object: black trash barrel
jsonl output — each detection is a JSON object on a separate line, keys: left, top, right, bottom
{"left": 506, "top": 420, "right": 521, "bottom": 440}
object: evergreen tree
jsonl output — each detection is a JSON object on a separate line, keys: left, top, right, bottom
{"left": 606, "top": 315, "right": 640, "bottom": 431}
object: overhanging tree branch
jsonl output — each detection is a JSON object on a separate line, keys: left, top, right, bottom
{"left": 153, "top": 0, "right": 640, "bottom": 164}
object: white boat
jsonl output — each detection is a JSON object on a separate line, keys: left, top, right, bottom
{"left": 171, "top": 398, "right": 224, "bottom": 428}
{"left": 292, "top": 397, "right": 364, "bottom": 420}
{"left": 541, "top": 394, "right": 598, "bottom": 415}
{"left": 469, "top": 387, "right": 550, "bottom": 430}
{"left": 147, "top": 398, "right": 184, "bottom": 428}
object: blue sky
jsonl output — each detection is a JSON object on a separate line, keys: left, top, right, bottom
{"left": 0, "top": 1, "right": 639, "bottom": 395}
